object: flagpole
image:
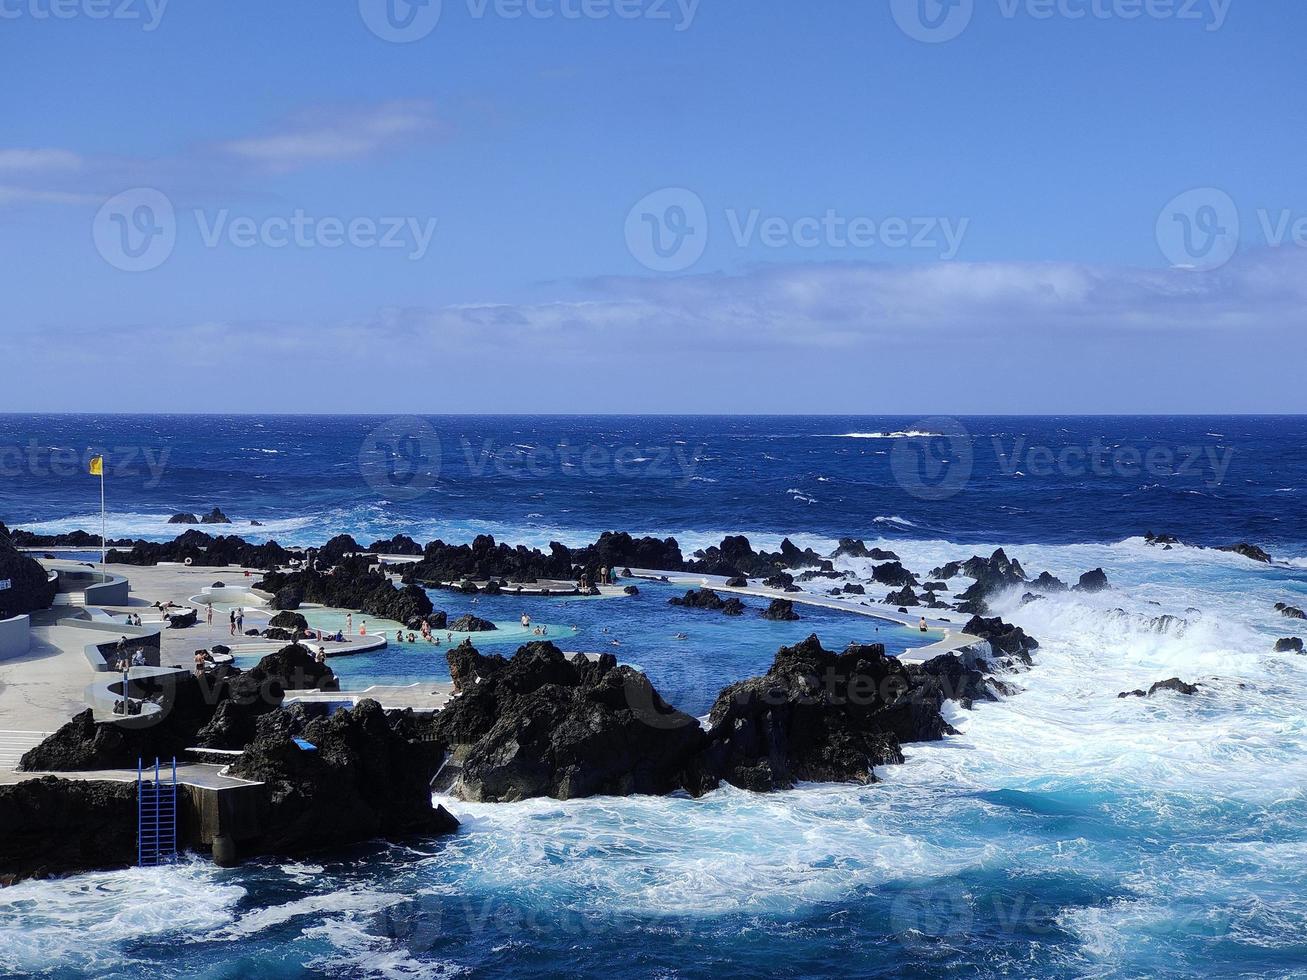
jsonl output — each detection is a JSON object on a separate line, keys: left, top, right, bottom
{"left": 100, "top": 460, "right": 106, "bottom": 570}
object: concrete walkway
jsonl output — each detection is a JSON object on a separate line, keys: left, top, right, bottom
{"left": 0, "top": 761, "right": 261, "bottom": 789}
{"left": 627, "top": 568, "right": 982, "bottom": 664}
{"left": 287, "top": 682, "right": 456, "bottom": 712}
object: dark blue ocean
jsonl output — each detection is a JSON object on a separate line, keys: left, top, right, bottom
{"left": 1, "top": 414, "right": 1302, "bottom": 552}
{"left": 2, "top": 415, "right": 1306, "bottom": 979}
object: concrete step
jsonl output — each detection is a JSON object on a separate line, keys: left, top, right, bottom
{"left": 0, "top": 730, "right": 53, "bottom": 770}
{"left": 52, "top": 592, "right": 87, "bottom": 606}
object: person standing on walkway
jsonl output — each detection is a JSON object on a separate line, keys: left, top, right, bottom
{"left": 206, "top": 604, "right": 213, "bottom": 626}
{"left": 236, "top": 609, "right": 244, "bottom": 633}
{"left": 229, "top": 610, "right": 236, "bottom": 636}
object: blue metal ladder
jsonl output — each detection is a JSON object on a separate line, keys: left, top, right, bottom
{"left": 137, "top": 757, "right": 178, "bottom": 867}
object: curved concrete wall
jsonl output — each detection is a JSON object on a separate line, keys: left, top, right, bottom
{"left": 0, "top": 614, "right": 31, "bottom": 661}
{"left": 53, "top": 568, "right": 130, "bottom": 606}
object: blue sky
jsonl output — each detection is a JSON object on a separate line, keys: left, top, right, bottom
{"left": 3, "top": 0, "right": 1305, "bottom": 412}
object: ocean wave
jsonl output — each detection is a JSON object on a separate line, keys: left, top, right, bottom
{"left": 874, "top": 515, "right": 919, "bottom": 528}
{"left": 828, "top": 431, "right": 942, "bottom": 439}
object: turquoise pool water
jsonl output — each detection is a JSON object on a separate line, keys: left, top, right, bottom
{"left": 305, "top": 579, "right": 916, "bottom": 715}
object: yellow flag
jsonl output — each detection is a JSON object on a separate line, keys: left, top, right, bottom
{"left": 89, "top": 456, "right": 103, "bottom": 476}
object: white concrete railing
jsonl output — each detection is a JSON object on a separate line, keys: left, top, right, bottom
{"left": 0, "top": 614, "right": 31, "bottom": 661}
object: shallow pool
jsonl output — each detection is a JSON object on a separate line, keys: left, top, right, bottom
{"left": 312, "top": 579, "right": 917, "bottom": 716}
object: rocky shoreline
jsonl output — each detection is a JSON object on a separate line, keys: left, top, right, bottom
{"left": 4, "top": 521, "right": 1215, "bottom": 886}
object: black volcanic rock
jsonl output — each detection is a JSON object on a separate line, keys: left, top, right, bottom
{"left": 687, "top": 535, "right": 832, "bottom": 579}
{"left": 842, "top": 583, "right": 866, "bottom": 595}
{"left": 408, "top": 534, "right": 575, "bottom": 585}
{"left": 953, "top": 549, "right": 1029, "bottom": 614}
{"left": 906, "top": 651, "right": 1005, "bottom": 711}
{"left": 1073, "top": 568, "right": 1111, "bottom": 593}
{"left": 694, "top": 635, "right": 952, "bottom": 792}
{"left": 431, "top": 642, "right": 703, "bottom": 802}
{"left": 318, "top": 534, "right": 363, "bottom": 564}
{"left": 449, "top": 614, "right": 497, "bottom": 632}
{"left": 574, "top": 531, "right": 685, "bottom": 577}
{"left": 1275, "top": 637, "right": 1304, "bottom": 654}
{"left": 885, "top": 586, "right": 920, "bottom": 607}
{"left": 1275, "top": 603, "right": 1306, "bottom": 620}
{"left": 831, "top": 539, "right": 899, "bottom": 562}
{"left": 168, "top": 512, "right": 199, "bottom": 524}
{"left": 0, "top": 524, "right": 57, "bottom": 617}
{"left": 229, "top": 700, "right": 459, "bottom": 855}
{"left": 0, "top": 777, "right": 137, "bottom": 883}
{"left": 259, "top": 555, "right": 433, "bottom": 624}
{"left": 367, "top": 534, "right": 423, "bottom": 556}
{"left": 961, "top": 616, "right": 1039, "bottom": 662}
{"left": 669, "top": 588, "right": 741, "bottom": 614}
{"left": 108, "top": 530, "right": 293, "bottom": 570}
{"left": 8, "top": 528, "right": 134, "bottom": 549}
{"left": 269, "top": 610, "right": 309, "bottom": 632}
{"left": 929, "top": 561, "right": 964, "bottom": 580}
{"left": 871, "top": 561, "right": 919, "bottom": 588}
{"left": 762, "top": 572, "right": 795, "bottom": 590}
{"left": 760, "top": 598, "right": 800, "bottom": 621}
{"left": 1030, "top": 572, "right": 1067, "bottom": 592}
{"left": 1217, "top": 542, "right": 1272, "bottom": 564}
{"left": 21, "top": 644, "right": 336, "bottom": 770}
{"left": 724, "top": 576, "right": 748, "bottom": 587}
{"left": 200, "top": 507, "right": 231, "bottom": 524}
{"left": 1118, "top": 678, "right": 1200, "bottom": 698}
{"left": 1144, "top": 532, "right": 1182, "bottom": 547}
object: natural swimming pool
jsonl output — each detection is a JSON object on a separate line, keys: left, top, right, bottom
{"left": 300, "top": 579, "right": 918, "bottom": 716}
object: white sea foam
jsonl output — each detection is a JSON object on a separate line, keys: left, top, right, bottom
{"left": 829, "top": 431, "right": 942, "bottom": 439}
{"left": 6, "top": 534, "right": 1307, "bottom": 971}
{"left": 0, "top": 861, "right": 245, "bottom": 974}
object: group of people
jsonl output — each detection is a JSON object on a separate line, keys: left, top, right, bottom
{"left": 229, "top": 607, "right": 245, "bottom": 636}
{"left": 394, "top": 624, "right": 454, "bottom": 645}
{"left": 577, "top": 566, "right": 619, "bottom": 591}
{"left": 113, "top": 635, "right": 146, "bottom": 672}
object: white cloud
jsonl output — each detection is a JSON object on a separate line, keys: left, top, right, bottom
{"left": 0, "top": 184, "right": 97, "bottom": 206}
{"left": 217, "top": 100, "right": 446, "bottom": 172}
{"left": 0, "top": 148, "right": 83, "bottom": 172}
